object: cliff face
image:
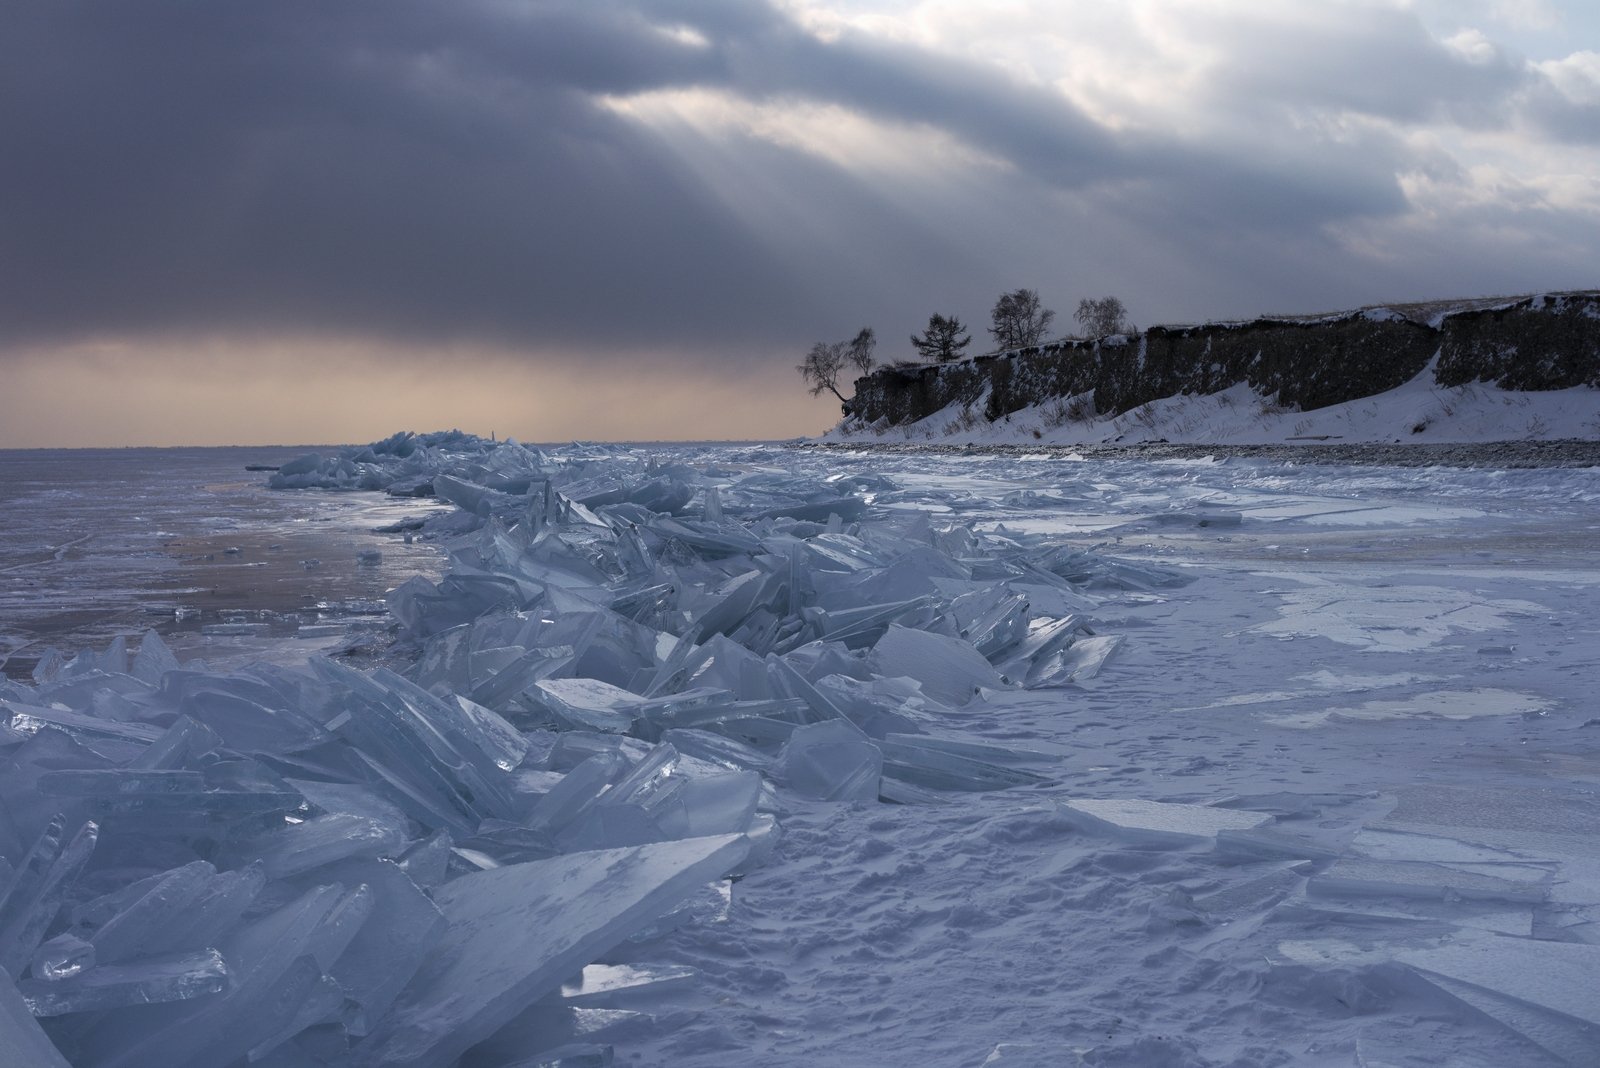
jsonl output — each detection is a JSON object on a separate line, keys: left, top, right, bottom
{"left": 848, "top": 292, "right": 1600, "bottom": 428}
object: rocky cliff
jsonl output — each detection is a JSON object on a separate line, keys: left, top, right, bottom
{"left": 846, "top": 292, "right": 1600, "bottom": 428}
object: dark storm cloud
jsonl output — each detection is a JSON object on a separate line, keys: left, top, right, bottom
{"left": 0, "top": 0, "right": 1589, "bottom": 362}
{"left": 0, "top": 1, "right": 802, "bottom": 350}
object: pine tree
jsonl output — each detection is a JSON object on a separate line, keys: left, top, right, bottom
{"left": 910, "top": 314, "right": 972, "bottom": 363}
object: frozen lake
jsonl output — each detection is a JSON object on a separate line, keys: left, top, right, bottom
{"left": 2, "top": 439, "right": 1598, "bottom": 1067}
{"left": 0, "top": 447, "right": 449, "bottom": 678}
{"left": 639, "top": 446, "right": 1600, "bottom": 1067}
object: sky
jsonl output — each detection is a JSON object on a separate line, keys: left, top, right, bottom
{"left": 1, "top": 0, "right": 1597, "bottom": 447}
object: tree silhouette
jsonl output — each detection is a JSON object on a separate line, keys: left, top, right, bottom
{"left": 1074, "top": 296, "right": 1131, "bottom": 338}
{"left": 799, "top": 327, "right": 877, "bottom": 403}
{"left": 990, "top": 289, "right": 1055, "bottom": 350}
{"left": 911, "top": 314, "right": 972, "bottom": 363}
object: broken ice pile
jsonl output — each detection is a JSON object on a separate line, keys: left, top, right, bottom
{"left": 0, "top": 436, "right": 1184, "bottom": 1064}
{"left": 266, "top": 429, "right": 503, "bottom": 492}
{"left": 321, "top": 436, "right": 1180, "bottom": 801}
{"left": 0, "top": 632, "right": 758, "bottom": 1067}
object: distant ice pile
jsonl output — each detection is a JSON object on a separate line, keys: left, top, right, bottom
{"left": 0, "top": 434, "right": 1185, "bottom": 1066}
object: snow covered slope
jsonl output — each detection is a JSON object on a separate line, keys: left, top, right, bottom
{"left": 830, "top": 361, "right": 1600, "bottom": 446}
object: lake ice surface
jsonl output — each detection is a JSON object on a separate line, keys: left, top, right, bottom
{"left": 0, "top": 447, "right": 449, "bottom": 679}
{"left": 2, "top": 438, "right": 1598, "bottom": 1067}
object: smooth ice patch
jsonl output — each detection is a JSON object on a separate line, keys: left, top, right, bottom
{"left": 1179, "top": 671, "right": 1442, "bottom": 713}
{"left": 1262, "top": 688, "right": 1550, "bottom": 729}
{"left": 1251, "top": 576, "right": 1546, "bottom": 652}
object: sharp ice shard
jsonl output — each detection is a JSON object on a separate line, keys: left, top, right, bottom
{"left": 1061, "top": 798, "right": 1273, "bottom": 847}
{"left": 352, "top": 834, "right": 750, "bottom": 1068}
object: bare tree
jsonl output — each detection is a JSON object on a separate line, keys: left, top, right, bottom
{"left": 847, "top": 327, "right": 876, "bottom": 375}
{"left": 1074, "top": 296, "right": 1131, "bottom": 338}
{"left": 799, "top": 327, "right": 877, "bottom": 403}
{"left": 798, "top": 341, "right": 850, "bottom": 403}
{"left": 989, "top": 289, "right": 1055, "bottom": 350}
{"left": 910, "top": 314, "right": 972, "bottom": 363}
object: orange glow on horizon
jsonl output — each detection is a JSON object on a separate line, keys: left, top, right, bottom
{"left": 0, "top": 338, "right": 841, "bottom": 448}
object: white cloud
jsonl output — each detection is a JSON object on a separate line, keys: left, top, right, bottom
{"left": 652, "top": 23, "right": 712, "bottom": 49}
{"left": 1489, "top": 0, "right": 1563, "bottom": 30}
{"left": 1443, "top": 28, "right": 1505, "bottom": 64}
{"left": 597, "top": 87, "right": 1012, "bottom": 177}
{"left": 1537, "top": 49, "right": 1600, "bottom": 105}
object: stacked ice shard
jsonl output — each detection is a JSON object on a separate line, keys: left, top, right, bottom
{"left": 0, "top": 633, "right": 769, "bottom": 1066}
{"left": 0, "top": 435, "right": 1172, "bottom": 1065}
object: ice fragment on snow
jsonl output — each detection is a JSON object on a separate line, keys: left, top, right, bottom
{"left": 1309, "top": 858, "right": 1549, "bottom": 903}
{"left": 668, "top": 772, "right": 764, "bottom": 838}
{"left": 352, "top": 834, "right": 750, "bottom": 1068}
{"left": 1281, "top": 897, "right": 1535, "bottom": 938}
{"left": 1061, "top": 798, "right": 1273, "bottom": 847}
{"left": 947, "top": 586, "right": 1031, "bottom": 659}
{"left": 1191, "top": 863, "right": 1308, "bottom": 917}
{"left": 1398, "top": 936, "right": 1600, "bottom": 1065}
{"left": 879, "top": 733, "right": 1052, "bottom": 765}
{"left": 877, "top": 737, "right": 1048, "bottom": 793}
{"left": 1349, "top": 828, "right": 1534, "bottom": 865}
{"left": 557, "top": 963, "right": 697, "bottom": 1007}
{"left": 775, "top": 720, "right": 882, "bottom": 802}
{"left": 1037, "top": 632, "right": 1123, "bottom": 684}
{"left": 872, "top": 624, "right": 1007, "bottom": 706}
{"left": 981, "top": 1044, "right": 1053, "bottom": 1066}
{"left": 1213, "top": 827, "right": 1342, "bottom": 863}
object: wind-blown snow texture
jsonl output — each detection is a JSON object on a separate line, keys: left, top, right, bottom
{"left": 3, "top": 430, "right": 1599, "bottom": 1067}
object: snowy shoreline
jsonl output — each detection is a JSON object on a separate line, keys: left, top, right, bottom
{"left": 830, "top": 349, "right": 1600, "bottom": 457}
{"left": 802, "top": 437, "right": 1600, "bottom": 468}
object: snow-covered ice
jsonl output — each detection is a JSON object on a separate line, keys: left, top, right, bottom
{"left": 0, "top": 431, "right": 1597, "bottom": 1066}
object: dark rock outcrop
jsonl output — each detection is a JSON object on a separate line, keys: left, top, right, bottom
{"left": 847, "top": 292, "right": 1600, "bottom": 428}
